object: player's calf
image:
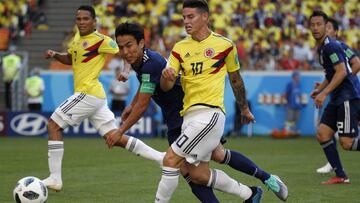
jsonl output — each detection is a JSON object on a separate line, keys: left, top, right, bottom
{"left": 47, "top": 119, "right": 63, "bottom": 140}
{"left": 187, "top": 162, "right": 211, "bottom": 185}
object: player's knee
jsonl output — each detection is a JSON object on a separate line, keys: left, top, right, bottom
{"left": 316, "top": 131, "right": 330, "bottom": 142}
{"left": 211, "top": 148, "right": 225, "bottom": 163}
{"left": 163, "top": 150, "right": 183, "bottom": 168}
{"left": 339, "top": 139, "right": 353, "bottom": 150}
{"left": 210, "top": 144, "right": 225, "bottom": 163}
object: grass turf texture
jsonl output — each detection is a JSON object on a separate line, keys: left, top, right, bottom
{"left": 0, "top": 136, "right": 359, "bottom": 203}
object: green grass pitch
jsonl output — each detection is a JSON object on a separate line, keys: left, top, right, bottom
{"left": 0, "top": 136, "right": 359, "bottom": 203}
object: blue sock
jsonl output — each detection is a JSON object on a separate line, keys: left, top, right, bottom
{"left": 183, "top": 174, "right": 219, "bottom": 203}
{"left": 332, "top": 136, "right": 337, "bottom": 148}
{"left": 320, "top": 139, "right": 347, "bottom": 178}
{"left": 221, "top": 149, "right": 271, "bottom": 183}
{"left": 351, "top": 137, "right": 360, "bottom": 151}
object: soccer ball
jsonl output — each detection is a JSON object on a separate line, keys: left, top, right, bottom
{"left": 13, "top": 176, "right": 48, "bottom": 203}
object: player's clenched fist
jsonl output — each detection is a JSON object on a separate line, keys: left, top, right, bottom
{"left": 45, "top": 50, "right": 56, "bottom": 59}
{"left": 162, "top": 67, "right": 176, "bottom": 81}
{"left": 241, "top": 107, "right": 256, "bottom": 124}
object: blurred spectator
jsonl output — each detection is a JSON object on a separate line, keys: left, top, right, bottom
{"left": 279, "top": 50, "right": 301, "bottom": 71}
{"left": 267, "top": 40, "right": 280, "bottom": 60}
{"left": 249, "top": 42, "right": 266, "bottom": 70}
{"left": 293, "top": 3, "right": 307, "bottom": 26}
{"left": 263, "top": 53, "right": 276, "bottom": 71}
{"left": 272, "top": 1, "right": 285, "bottom": 27}
{"left": 0, "top": 26, "right": 10, "bottom": 50}
{"left": 236, "top": 36, "right": 250, "bottom": 70}
{"left": 293, "top": 35, "right": 313, "bottom": 70}
{"left": 32, "top": 8, "right": 49, "bottom": 30}
{"left": 113, "top": 0, "right": 128, "bottom": 17}
{"left": 2, "top": 49, "right": 21, "bottom": 110}
{"left": 109, "top": 67, "right": 130, "bottom": 113}
{"left": 284, "top": 70, "right": 303, "bottom": 134}
{"left": 253, "top": 1, "right": 267, "bottom": 29}
{"left": 25, "top": 68, "right": 44, "bottom": 111}
{"left": 211, "top": 4, "right": 230, "bottom": 31}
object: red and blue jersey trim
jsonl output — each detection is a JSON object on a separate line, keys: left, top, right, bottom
{"left": 82, "top": 39, "right": 104, "bottom": 62}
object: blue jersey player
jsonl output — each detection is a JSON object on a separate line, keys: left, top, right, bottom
{"left": 316, "top": 17, "right": 360, "bottom": 174}
{"left": 310, "top": 11, "right": 360, "bottom": 184}
{"left": 106, "top": 22, "right": 288, "bottom": 202}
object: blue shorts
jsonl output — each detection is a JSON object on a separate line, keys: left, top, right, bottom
{"left": 167, "top": 127, "right": 182, "bottom": 145}
{"left": 320, "top": 99, "right": 360, "bottom": 137}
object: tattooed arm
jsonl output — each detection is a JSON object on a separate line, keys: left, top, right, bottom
{"left": 228, "top": 70, "right": 255, "bottom": 124}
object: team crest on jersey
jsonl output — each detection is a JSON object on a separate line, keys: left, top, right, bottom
{"left": 204, "top": 48, "right": 215, "bottom": 58}
{"left": 82, "top": 41, "right": 88, "bottom": 48}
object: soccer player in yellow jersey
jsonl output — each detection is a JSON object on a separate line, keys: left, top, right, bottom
{"left": 42, "top": 5, "right": 164, "bottom": 191}
{"left": 155, "top": 1, "right": 287, "bottom": 202}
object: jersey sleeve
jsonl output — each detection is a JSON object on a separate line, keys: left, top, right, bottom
{"left": 67, "top": 32, "right": 80, "bottom": 54}
{"left": 167, "top": 43, "right": 182, "bottom": 75}
{"left": 98, "top": 36, "right": 119, "bottom": 54}
{"left": 341, "top": 42, "right": 357, "bottom": 60}
{"left": 225, "top": 43, "right": 240, "bottom": 73}
{"left": 324, "top": 43, "right": 346, "bottom": 66}
{"left": 67, "top": 41, "right": 74, "bottom": 54}
{"left": 139, "top": 60, "right": 163, "bottom": 94}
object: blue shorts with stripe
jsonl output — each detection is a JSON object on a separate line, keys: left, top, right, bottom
{"left": 320, "top": 99, "right": 360, "bottom": 137}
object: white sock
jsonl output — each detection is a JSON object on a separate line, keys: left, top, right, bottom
{"left": 155, "top": 167, "right": 180, "bottom": 203}
{"left": 48, "top": 140, "right": 64, "bottom": 182}
{"left": 126, "top": 136, "right": 164, "bottom": 165}
{"left": 207, "top": 169, "right": 252, "bottom": 200}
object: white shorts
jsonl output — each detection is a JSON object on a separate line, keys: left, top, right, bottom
{"left": 51, "top": 92, "right": 116, "bottom": 136}
{"left": 171, "top": 107, "right": 225, "bottom": 165}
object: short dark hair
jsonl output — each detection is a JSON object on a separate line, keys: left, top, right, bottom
{"left": 328, "top": 17, "right": 339, "bottom": 31}
{"left": 115, "top": 22, "right": 144, "bottom": 43}
{"left": 77, "top": 5, "right": 96, "bottom": 19}
{"left": 310, "top": 10, "right": 328, "bottom": 23}
{"left": 183, "top": 0, "right": 209, "bottom": 13}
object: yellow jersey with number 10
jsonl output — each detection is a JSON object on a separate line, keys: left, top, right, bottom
{"left": 68, "top": 31, "right": 119, "bottom": 99}
{"left": 167, "top": 32, "right": 240, "bottom": 115}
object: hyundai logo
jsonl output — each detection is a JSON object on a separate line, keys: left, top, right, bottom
{"left": 10, "top": 113, "right": 48, "bottom": 136}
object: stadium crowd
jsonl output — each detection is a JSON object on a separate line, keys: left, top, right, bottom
{"left": 67, "top": 0, "right": 359, "bottom": 71}
{"left": 0, "top": 0, "right": 47, "bottom": 51}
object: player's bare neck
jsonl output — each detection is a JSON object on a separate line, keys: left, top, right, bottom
{"left": 316, "top": 35, "right": 327, "bottom": 46}
{"left": 192, "top": 27, "right": 211, "bottom": 42}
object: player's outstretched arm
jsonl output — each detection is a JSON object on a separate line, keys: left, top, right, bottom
{"left": 228, "top": 70, "right": 255, "bottom": 124}
{"left": 106, "top": 92, "right": 152, "bottom": 148}
{"left": 45, "top": 50, "right": 72, "bottom": 65}
{"left": 121, "top": 88, "right": 140, "bottom": 121}
{"left": 160, "top": 67, "right": 176, "bottom": 92}
{"left": 350, "top": 56, "right": 360, "bottom": 75}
